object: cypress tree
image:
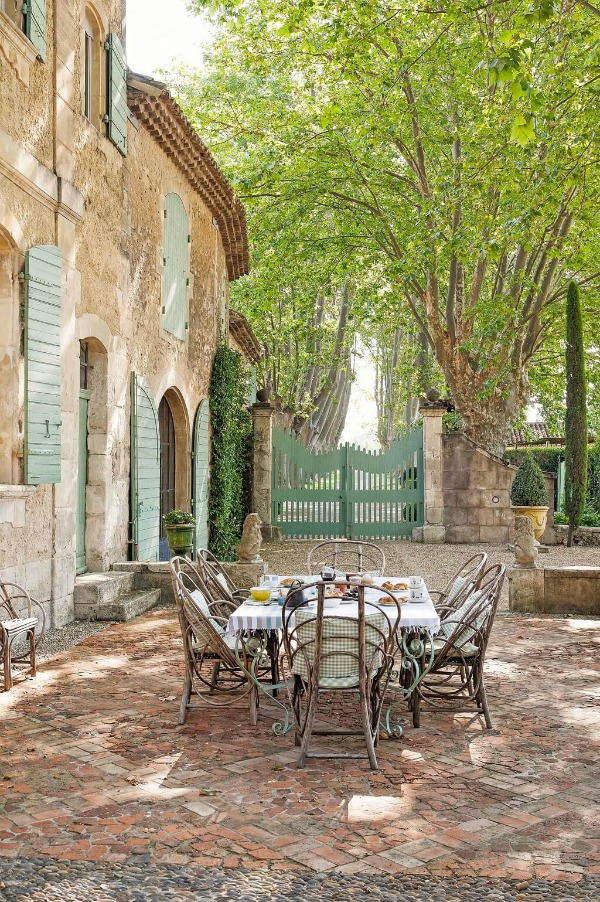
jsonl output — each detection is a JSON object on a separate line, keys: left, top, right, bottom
{"left": 564, "top": 281, "right": 587, "bottom": 548}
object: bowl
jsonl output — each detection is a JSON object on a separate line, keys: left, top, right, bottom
{"left": 323, "top": 596, "right": 342, "bottom": 609}
{"left": 249, "top": 586, "right": 272, "bottom": 603}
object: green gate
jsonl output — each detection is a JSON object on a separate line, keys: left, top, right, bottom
{"left": 272, "top": 427, "right": 424, "bottom": 540}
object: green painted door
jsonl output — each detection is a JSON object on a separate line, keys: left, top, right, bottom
{"left": 130, "top": 373, "right": 161, "bottom": 561}
{"left": 192, "top": 400, "right": 210, "bottom": 553}
{"left": 76, "top": 389, "right": 90, "bottom": 574}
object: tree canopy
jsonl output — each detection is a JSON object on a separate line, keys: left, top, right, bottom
{"left": 174, "top": 0, "right": 600, "bottom": 452}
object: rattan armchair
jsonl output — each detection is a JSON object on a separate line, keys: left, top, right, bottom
{"left": 428, "top": 552, "right": 488, "bottom": 611}
{"left": 170, "top": 557, "right": 269, "bottom": 725}
{"left": 411, "top": 563, "right": 506, "bottom": 729}
{"left": 197, "top": 548, "right": 249, "bottom": 606}
{"left": 307, "top": 540, "right": 386, "bottom": 576}
{"left": 281, "top": 582, "right": 401, "bottom": 769}
{"left": 1, "top": 580, "right": 45, "bottom": 691}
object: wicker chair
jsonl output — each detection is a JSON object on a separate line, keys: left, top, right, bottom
{"left": 411, "top": 563, "right": 506, "bottom": 729}
{"left": 281, "top": 582, "right": 400, "bottom": 769}
{"left": 1, "top": 580, "right": 46, "bottom": 691}
{"left": 307, "top": 540, "right": 386, "bottom": 576}
{"left": 170, "top": 557, "right": 270, "bottom": 725}
{"left": 429, "top": 552, "right": 488, "bottom": 611}
{"left": 197, "top": 548, "right": 249, "bottom": 606}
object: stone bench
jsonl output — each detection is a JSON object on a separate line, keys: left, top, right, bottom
{"left": 509, "top": 566, "right": 600, "bottom": 616}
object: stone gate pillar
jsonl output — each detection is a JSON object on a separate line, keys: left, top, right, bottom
{"left": 251, "top": 402, "right": 281, "bottom": 542}
{"left": 413, "top": 401, "right": 446, "bottom": 543}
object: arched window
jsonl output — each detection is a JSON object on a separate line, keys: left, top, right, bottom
{"left": 162, "top": 194, "right": 190, "bottom": 340}
{"left": 82, "top": 5, "right": 104, "bottom": 124}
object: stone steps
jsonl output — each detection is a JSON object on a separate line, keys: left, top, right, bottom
{"left": 94, "top": 588, "right": 162, "bottom": 622}
{"left": 74, "top": 571, "right": 161, "bottom": 622}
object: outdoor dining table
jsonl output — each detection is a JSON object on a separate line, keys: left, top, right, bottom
{"left": 226, "top": 576, "right": 441, "bottom": 737}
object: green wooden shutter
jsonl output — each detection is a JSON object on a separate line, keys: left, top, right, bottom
{"left": 105, "top": 33, "right": 128, "bottom": 155}
{"left": 192, "top": 400, "right": 210, "bottom": 552}
{"left": 130, "top": 373, "right": 160, "bottom": 561}
{"left": 163, "top": 193, "right": 188, "bottom": 340}
{"left": 24, "top": 245, "right": 62, "bottom": 484}
{"left": 24, "top": 0, "right": 46, "bottom": 60}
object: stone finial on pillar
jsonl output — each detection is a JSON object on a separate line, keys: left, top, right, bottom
{"left": 251, "top": 401, "right": 282, "bottom": 542}
{"left": 412, "top": 398, "right": 446, "bottom": 544}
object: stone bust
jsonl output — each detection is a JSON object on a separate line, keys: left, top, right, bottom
{"left": 513, "top": 515, "right": 538, "bottom": 568}
{"left": 236, "top": 513, "right": 263, "bottom": 563}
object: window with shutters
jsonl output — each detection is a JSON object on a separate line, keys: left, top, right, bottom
{"left": 105, "top": 31, "right": 127, "bottom": 155}
{"left": 0, "top": 0, "right": 26, "bottom": 31}
{"left": 82, "top": 6, "right": 104, "bottom": 125}
{"left": 162, "top": 194, "right": 189, "bottom": 341}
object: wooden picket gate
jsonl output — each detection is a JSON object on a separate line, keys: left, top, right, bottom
{"left": 272, "top": 427, "right": 424, "bottom": 540}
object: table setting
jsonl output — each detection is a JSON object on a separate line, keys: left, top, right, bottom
{"left": 224, "top": 571, "right": 441, "bottom": 739}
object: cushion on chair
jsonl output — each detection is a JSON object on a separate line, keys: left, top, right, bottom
{"left": 426, "top": 637, "right": 480, "bottom": 658}
{"left": 437, "top": 590, "right": 487, "bottom": 650}
{"left": 0, "top": 617, "right": 38, "bottom": 636}
{"left": 290, "top": 610, "right": 387, "bottom": 687}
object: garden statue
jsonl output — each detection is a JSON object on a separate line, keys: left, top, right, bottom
{"left": 237, "top": 513, "right": 263, "bottom": 563}
{"left": 513, "top": 516, "right": 538, "bottom": 568}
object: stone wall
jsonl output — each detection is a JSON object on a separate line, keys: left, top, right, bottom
{"left": 509, "top": 566, "right": 600, "bottom": 615}
{"left": 443, "top": 434, "right": 555, "bottom": 545}
{"left": 0, "top": 0, "right": 238, "bottom": 629}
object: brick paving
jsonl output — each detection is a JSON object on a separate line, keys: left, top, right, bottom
{"left": 1, "top": 603, "right": 600, "bottom": 893}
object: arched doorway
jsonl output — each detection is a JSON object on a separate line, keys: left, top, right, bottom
{"left": 159, "top": 395, "right": 176, "bottom": 560}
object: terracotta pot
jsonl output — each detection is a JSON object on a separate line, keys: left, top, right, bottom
{"left": 511, "top": 506, "right": 549, "bottom": 542}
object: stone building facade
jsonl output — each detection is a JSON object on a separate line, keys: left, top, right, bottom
{"left": 0, "top": 2, "right": 250, "bottom": 627}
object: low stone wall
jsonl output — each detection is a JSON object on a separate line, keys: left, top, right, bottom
{"left": 549, "top": 525, "right": 600, "bottom": 547}
{"left": 442, "top": 434, "right": 555, "bottom": 545}
{"left": 509, "top": 566, "right": 600, "bottom": 615}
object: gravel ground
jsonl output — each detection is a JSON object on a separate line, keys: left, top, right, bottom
{"left": 0, "top": 859, "right": 598, "bottom": 902}
{"left": 261, "top": 540, "right": 600, "bottom": 612}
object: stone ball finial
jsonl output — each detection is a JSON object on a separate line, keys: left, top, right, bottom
{"left": 513, "top": 515, "right": 538, "bottom": 568}
{"left": 236, "top": 513, "right": 263, "bottom": 563}
{"left": 426, "top": 388, "right": 441, "bottom": 403}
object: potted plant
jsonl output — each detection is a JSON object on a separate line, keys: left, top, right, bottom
{"left": 510, "top": 454, "right": 550, "bottom": 541}
{"left": 163, "top": 510, "right": 195, "bottom": 556}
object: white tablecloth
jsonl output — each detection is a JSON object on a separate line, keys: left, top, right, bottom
{"left": 226, "top": 576, "right": 440, "bottom": 637}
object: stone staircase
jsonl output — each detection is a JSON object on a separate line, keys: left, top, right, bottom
{"left": 74, "top": 571, "right": 161, "bottom": 622}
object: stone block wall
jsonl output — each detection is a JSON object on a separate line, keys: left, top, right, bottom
{"left": 442, "top": 434, "right": 555, "bottom": 545}
{"left": 510, "top": 566, "right": 600, "bottom": 615}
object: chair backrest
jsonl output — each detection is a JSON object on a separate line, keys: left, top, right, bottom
{"left": 197, "top": 548, "right": 238, "bottom": 602}
{"left": 281, "top": 582, "right": 400, "bottom": 689}
{"left": 442, "top": 552, "right": 488, "bottom": 604}
{"left": 169, "top": 557, "right": 237, "bottom": 666}
{"left": 0, "top": 581, "right": 32, "bottom": 621}
{"left": 437, "top": 563, "right": 505, "bottom": 655}
{"left": 307, "top": 541, "right": 386, "bottom": 576}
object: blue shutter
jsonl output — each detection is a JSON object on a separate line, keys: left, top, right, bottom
{"left": 163, "top": 193, "right": 188, "bottom": 340}
{"left": 24, "top": 0, "right": 46, "bottom": 60}
{"left": 192, "top": 400, "right": 210, "bottom": 552}
{"left": 130, "top": 373, "right": 160, "bottom": 561}
{"left": 105, "top": 33, "right": 128, "bottom": 155}
{"left": 24, "top": 245, "right": 62, "bottom": 484}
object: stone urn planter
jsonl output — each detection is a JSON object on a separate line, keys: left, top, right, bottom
{"left": 163, "top": 510, "right": 195, "bottom": 556}
{"left": 511, "top": 505, "right": 549, "bottom": 542}
{"left": 510, "top": 454, "right": 549, "bottom": 542}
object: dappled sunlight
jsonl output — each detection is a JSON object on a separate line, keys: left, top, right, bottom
{"left": 345, "top": 793, "right": 407, "bottom": 823}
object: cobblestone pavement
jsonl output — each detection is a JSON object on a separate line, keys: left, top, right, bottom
{"left": 1, "top": 589, "right": 600, "bottom": 896}
{"left": 1, "top": 858, "right": 600, "bottom": 901}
